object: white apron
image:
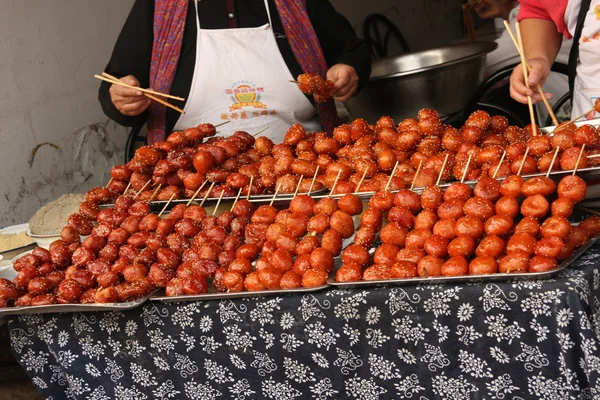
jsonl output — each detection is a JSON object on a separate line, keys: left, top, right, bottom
{"left": 565, "top": 0, "right": 600, "bottom": 119}
{"left": 173, "top": 0, "right": 322, "bottom": 141}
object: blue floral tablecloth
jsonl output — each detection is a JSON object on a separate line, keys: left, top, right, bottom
{"left": 8, "top": 243, "right": 600, "bottom": 400}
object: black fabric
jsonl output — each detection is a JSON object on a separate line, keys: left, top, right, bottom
{"left": 98, "top": 0, "right": 371, "bottom": 134}
{"left": 568, "top": 0, "right": 592, "bottom": 103}
{"left": 8, "top": 243, "right": 600, "bottom": 399}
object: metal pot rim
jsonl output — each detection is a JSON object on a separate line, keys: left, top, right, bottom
{"left": 369, "top": 42, "right": 498, "bottom": 82}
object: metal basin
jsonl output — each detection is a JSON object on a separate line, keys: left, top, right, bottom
{"left": 346, "top": 42, "right": 498, "bottom": 123}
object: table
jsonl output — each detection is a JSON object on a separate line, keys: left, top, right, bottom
{"left": 8, "top": 243, "right": 600, "bottom": 400}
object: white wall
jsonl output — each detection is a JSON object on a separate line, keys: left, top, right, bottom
{"left": 331, "top": 0, "right": 465, "bottom": 53}
{"left": 0, "top": 0, "right": 135, "bottom": 227}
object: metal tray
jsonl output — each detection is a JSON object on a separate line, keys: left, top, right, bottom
{"left": 151, "top": 284, "right": 329, "bottom": 302}
{"left": 328, "top": 229, "right": 600, "bottom": 289}
{"left": 0, "top": 291, "right": 156, "bottom": 317}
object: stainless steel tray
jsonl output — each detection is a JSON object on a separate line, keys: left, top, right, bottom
{"left": 0, "top": 291, "right": 155, "bottom": 317}
{"left": 328, "top": 230, "right": 600, "bottom": 288}
{"left": 151, "top": 284, "right": 329, "bottom": 302}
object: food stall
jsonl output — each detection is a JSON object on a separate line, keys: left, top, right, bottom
{"left": 2, "top": 94, "right": 600, "bottom": 398}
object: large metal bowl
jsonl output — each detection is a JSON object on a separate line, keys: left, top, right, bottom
{"left": 346, "top": 42, "right": 498, "bottom": 123}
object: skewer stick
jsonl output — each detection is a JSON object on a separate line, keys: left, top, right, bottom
{"left": 158, "top": 193, "right": 176, "bottom": 218}
{"left": 503, "top": 21, "right": 559, "bottom": 126}
{"left": 461, "top": 154, "right": 473, "bottom": 183}
{"left": 514, "top": 22, "right": 538, "bottom": 136}
{"left": 123, "top": 181, "right": 132, "bottom": 196}
{"left": 573, "top": 144, "right": 586, "bottom": 175}
{"left": 294, "top": 177, "right": 303, "bottom": 198}
{"left": 247, "top": 176, "right": 254, "bottom": 200}
{"left": 230, "top": 188, "right": 243, "bottom": 212}
{"left": 308, "top": 166, "right": 320, "bottom": 196}
{"left": 200, "top": 182, "right": 216, "bottom": 207}
{"left": 214, "top": 121, "right": 231, "bottom": 128}
{"left": 133, "top": 180, "right": 152, "bottom": 199}
{"left": 410, "top": 160, "right": 423, "bottom": 190}
{"left": 569, "top": 108, "right": 595, "bottom": 124}
{"left": 329, "top": 170, "right": 343, "bottom": 197}
{"left": 384, "top": 161, "right": 400, "bottom": 192}
{"left": 580, "top": 207, "right": 600, "bottom": 217}
{"left": 149, "top": 184, "right": 162, "bottom": 202}
{"left": 356, "top": 169, "right": 369, "bottom": 194}
{"left": 212, "top": 190, "right": 226, "bottom": 216}
{"left": 492, "top": 151, "right": 507, "bottom": 179}
{"left": 96, "top": 73, "right": 185, "bottom": 101}
{"left": 100, "top": 73, "right": 185, "bottom": 114}
{"left": 588, "top": 154, "right": 600, "bottom": 159}
{"left": 436, "top": 154, "right": 450, "bottom": 186}
{"left": 289, "top": 80, "right": 301, "bottom": 84}
{"left": 269, "top": 183, "right": 282, "bottom": 206}
{"left": 547, "top": 147, "right": 560, "bottom": 177}
{"left": 517, "top": 148, "right": 530, "bottom": 176}
{"left": 253, "top": 126, "right": 270, "bottom": 137}
{"left": 186, "top": 180, "right": 208, "bottom": 206}
{"left": 105, "top": 178, "right": 113, "bottom": 188}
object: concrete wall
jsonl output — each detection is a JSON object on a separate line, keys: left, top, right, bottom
{"left": 331, "top": 0, "right": 465, "bottom": 54}
{"left": 0, "top": 0, "right": 135, "bottom": 227}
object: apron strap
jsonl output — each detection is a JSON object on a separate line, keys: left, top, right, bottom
{"left": 568, "top": 0, "right": 592, "bottom": 103}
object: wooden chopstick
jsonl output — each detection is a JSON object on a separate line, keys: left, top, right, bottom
{"left": 462, "top": 5, "right": 476, "bottom": 43}
{"left": 99, "top": 73, "right": 185, "bottom": 114}
{"left": 94, "top": 74, "right": 185, "bottom": 102}
{"left": 514, "top": 22, "right": 537, "bottom": 135}
{"left": 504, "top": 21, "right": 559, "bottom": 127}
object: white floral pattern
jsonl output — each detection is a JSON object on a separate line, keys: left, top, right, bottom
{"left": 7, "top": 245, "right": 600, "bottom": 399}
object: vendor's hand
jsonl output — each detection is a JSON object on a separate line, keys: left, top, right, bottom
{"left": 509, "top": 59, "right": 553, "bottom": 104}
{"left": 326, "top": 64, "right": 359, "bottom": 102}
{"left": 109, "top": 75, "right": 151, "bottom": 117}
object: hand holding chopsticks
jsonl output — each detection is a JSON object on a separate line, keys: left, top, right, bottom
{"left": 95, "top": 72, "right": 185, "bottom": 114}
{"left": 504, "top": 20, "right": 559, "bottom": 129}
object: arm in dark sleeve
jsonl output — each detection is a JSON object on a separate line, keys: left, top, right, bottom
{"left": 98, "top": 0, "right": 154, "bottom": 128}
{"left": 307, "top": 0, "right": 372, "bottom": 91}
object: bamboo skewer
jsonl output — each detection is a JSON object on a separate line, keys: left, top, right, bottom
{"left": 99, "top": 73, "right": 185, "bottom": 114}
{"left": 573, "top": 144, "right": 586, "bottom": 175}
{"left": 580, "top": 207, "right": 600, "bottom": 217}
{"left": 186, "top": 181, "right": 208, "bottom": 206}
{"left": 492, "top": 152, "right": 507, "bottom": 179}
{"left": 149, "top": 184, "right": 162, "bottom": 202}
{"left": 158, "top": 193, "right": 176, "bottom": 218}
{"left": 230, "top": 188, "right": 243, "bottom": 212}
{"left": 212, "top": 190, "right": 226, "bottom": 216}
{"left": 214, "top": 121, "right": 231, "bottom": 128}
{"left": 270, "top": 183, "right": 282, "bottom": 207}
{"left": 461, "top": 154, "right": 473, "bottom": 183}
{"left": 356, "top": 169, "right": 369, "bottom": 194}
{"left": 105, "top": 178, "right": 113, "bottom": 188}
{"left": 133, "top": 180, "right": 152, "bottom": 200}
{"left": 200, "top": 182, "right": 216, "bottom": 207}
{"left": 517, "top": 148, "right": 530, "bottom": 176}
{"left": 96, "top": 73, "right": 184, "bottom": 101}
{"left": 515, "top": 22, "right": 538, "bottom": 135}
{"left": 294, "top": 177, "right": 303, "bottom": 198}
{"left": 547, "top": 147, "right": 560, "bottom": 177}
{"left": 308, "top": 166, "right": 320, "bottom": 196}
{"left": 411, "top": 160, "right": 423, "bottom": 191}
{"left": 436, "top": 154, "right": 450, "bottom": 186}
{"left": 123, "top": 181, "right": 132, "bottom": 196}
{"left": 253, "top": 126, "right": 270, "bottom": 137}
{"left": 384, "top": 161, "right": 400, "bottom": 192}
{"left": 330, "top": 170, "right": 343, "bottom": 197}
{"left": 462, "top": 4, "right": 476, "bottom": 43}
{"left": 247, "top": 176, "right": 254, "bottom": 200}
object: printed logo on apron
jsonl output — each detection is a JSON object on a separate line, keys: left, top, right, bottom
{"left": 173, "top": 0, "right": 322, "bottom": 142}
{"left": 566, "top": 0, "right": 600, "bottom": 119}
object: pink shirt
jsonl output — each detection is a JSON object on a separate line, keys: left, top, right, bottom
{"left": 517, "top": 0, "right": 572, "bottom": 38}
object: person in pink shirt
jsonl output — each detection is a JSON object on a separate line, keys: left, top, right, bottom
{"left": 509, "top": 0, "right": 600, "bottom": 120}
